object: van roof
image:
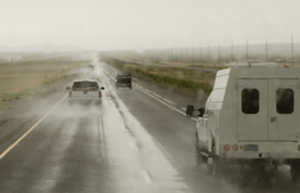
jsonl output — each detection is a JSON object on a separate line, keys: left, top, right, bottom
{"left": 224, "top": 62, "right": 279, "bottom": 67}
{"left": 217, "top": 66, "right": 300, "bottom": 79}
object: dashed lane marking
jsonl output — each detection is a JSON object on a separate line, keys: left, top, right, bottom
{"left": 104, "top": 68, "right": 198, "bottom": 121}
{"left": 142, "top": 170, "right": 153, "bottom": 184}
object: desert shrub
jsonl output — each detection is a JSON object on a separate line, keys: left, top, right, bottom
{"left": 134, "top": 68, "right": 212, "bottom": 93}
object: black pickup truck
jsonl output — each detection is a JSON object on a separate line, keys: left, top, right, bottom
{"left": 116, "top": 72, "right": 132, "bottom": 89}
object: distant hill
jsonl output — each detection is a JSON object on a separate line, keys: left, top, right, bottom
{"left": 0, "top": 44, "right": 84, "bottom": 53}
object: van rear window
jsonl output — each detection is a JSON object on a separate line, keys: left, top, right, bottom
{"left": 277, "top": 88, "right": 294, "bottom": 114}
{"left": 242, "top": 89, "right": 259, "bottom": 114}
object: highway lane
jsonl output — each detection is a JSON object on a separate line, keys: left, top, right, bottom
{"left": 104, "top": 64, "right": 233, "bottom": 193}
{"left": 103, "top": 62, "right": 300, "bottom": 193}
{"left": 0, "top": 58, "right": 190, "bottom": 193}
{"left": 0, "top": 55, "right": 300, "bottom": 193}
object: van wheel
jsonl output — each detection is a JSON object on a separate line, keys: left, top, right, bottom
{"left": 290, "top": 162, "right": 300, "bottom": 181}
{"left": 196, "top": 147, "right": 208, "bottom": 165}
{"left": 212, "top": 145, "right": 223, "bottom": 176}
{"left": 186, "top": 105, "right": 194, "bottom": 116}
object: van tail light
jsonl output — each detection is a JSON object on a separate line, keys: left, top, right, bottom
{"left": 99, "top": 91, "right": 102, "bottom": 98}
{"left": 224, "top": 145, "right": 230, "bottom": 152}
{"left": 69, "top": 91, "right": 72, "bottom": 98}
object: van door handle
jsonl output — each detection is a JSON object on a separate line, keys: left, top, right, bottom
{"left": 270, "top": 117, "right": 278, "bottom": 123}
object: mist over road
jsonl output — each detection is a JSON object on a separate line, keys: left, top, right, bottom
{"left": 0, "top": 54, "right": 299, "bottom": 193}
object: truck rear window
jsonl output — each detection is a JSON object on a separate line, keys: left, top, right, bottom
{"left": 242, "top": 88, "right": 259, "bottom": 114}
{"left": 72, "top": 81, "right": 99, "bottom": 91}
{"left": 118, "top": 75, "right": 131, "bottom": 79}
{"left": 277, "top": 88, "right": 294, "bottom": 114}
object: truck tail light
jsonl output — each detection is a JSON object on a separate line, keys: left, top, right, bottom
{"left": 99, "top": 91, "right": 102, "bottom": 98}
{"left": 69, "top": 91, "right": 72, "bottom": 98}
{"left": 224, "top": 145, "right": 230, "bottom": 152}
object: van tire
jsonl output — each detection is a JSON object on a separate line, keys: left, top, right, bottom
{"left": 212, "top": 145, "right": 218, "bottom": 175}
{"left": 196, "top": 147, "right": 208, "bottom": 165}
{"left": 212, "top": 144, "right": 224, "bottom": 176}
{"left": 290, "top": 162, "right": 300, "bottom": 181}
{"left": 186, "top": 105, "right": 194, "bottom": 116}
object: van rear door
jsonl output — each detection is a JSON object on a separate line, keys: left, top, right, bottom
{"left": 237, "top": 79, "right": 298, "bottom": 141}
{"left": 268, "top": 79, "right": 298, "bottom": 141}
{"left": 237, "top": 79, "right": 268, "bottom": 141}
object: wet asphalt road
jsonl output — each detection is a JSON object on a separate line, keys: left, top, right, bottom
{"left": 104, "top": 63, "right": 300, "bottom": 193}
{"left": 0, "top": 57, "right": 300, "bottom": 193}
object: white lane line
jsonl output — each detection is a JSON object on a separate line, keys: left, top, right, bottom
{"left": 0, "top": 93, "right": 68, "bottom": 160}
{"left": 142, "top": 170, "right": 153, "bottom": 184}
{"left": 105, "top": 68, "right": 197, "bottom": 121}
{"left": 105, "top": 70, "right": 116, "bottom": 80}
{"left": 133, "top": 84, "right": 186, "bottom": 115}
{"left": 151, "top": 137, "right": 181, "bottom": 168}
{"left": 129, "top": 140, "right": 136, "bottom": 149}
{"left": 134, "top": 84, "right": 198, "bottom": 121}
{"left": 132, "top": 83, "right": 198, "bottom": 121}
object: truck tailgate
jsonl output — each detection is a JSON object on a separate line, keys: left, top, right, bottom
{"left": 70, "top": 91, "right": 100, "bottom": 99}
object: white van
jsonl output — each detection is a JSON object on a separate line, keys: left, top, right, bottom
{"left": 187, "top": 65, "right": 300, "bottom": 180}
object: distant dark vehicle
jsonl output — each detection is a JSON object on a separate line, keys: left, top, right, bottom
{"left": 88, "top": 64, "right": 94, "bottom": 71}
{"left": 116, "top": 72, "right": 132, "bottom": 89}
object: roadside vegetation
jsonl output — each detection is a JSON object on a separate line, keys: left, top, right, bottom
{"left": 102, "top": 56, "right": 214, "bottom": 95}
{"left": 132, "top": 68, "right": 213, "bottom": 93}
{"left": 0, "top": 53, "right": 90, "bottom": 109}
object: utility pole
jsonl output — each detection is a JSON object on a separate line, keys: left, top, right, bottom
{"left": 171, "top": 47, "right": 174, "bottom": 64}
{"left": 208, "top": 44, "right": 210, "bottom": 61}
{"left": 231, "top": 41, "right": 233, "bottom": 62}
{"left": 172, "top": 47, "right": 174, "bottom": 64}
{"left": 176, "top": 47, "right": 178, "bottom": 63}
{"left": 199, "top": 44, "right": 202, "bottom": 63}
{"left": 186, "top": 47, "right": 188, "bottom": 64}
{"left": 266, "top": 37, "right": 268, "bottom": 62}
{"left": 192, "top": 46, "right": 195, "bottom": 63}
{"left": 168, "top": 48, "right": 170, "bottom": 63}
{"left": 180, "top": 47, "right": 183, "bottom": 64}
{"left": 291, "top": 34, "right": 294, "bottom": 66}
{"left": 246, "top": 39, "right": 249, "bottom": 61}
{"left": 218, "top": 43, "right": 221, "bottom": 64}
{"left": 169, "top": 48, "right": 172, "bottom": 63}
{"left": 173, "top": 47, "right": 176, "bottom": 63}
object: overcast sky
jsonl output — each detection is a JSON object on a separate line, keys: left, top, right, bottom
{"left": 0, "top": 0, "right": 299, "bottom": 50}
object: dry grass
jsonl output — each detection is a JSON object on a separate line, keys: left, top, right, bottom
{"left": 125, "top": 63, "right": 216, "bottom": 88}
{"left": 158, "top": 61, "right": 225, "bottom": 68}
{"left": 0, "top": 53, "right": 90, "bottom": 109}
